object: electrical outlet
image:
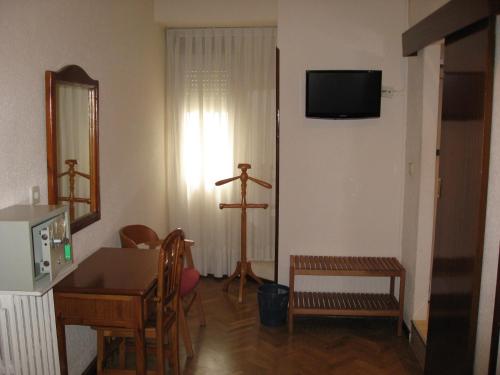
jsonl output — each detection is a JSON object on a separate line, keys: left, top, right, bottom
{"left": 381, "top": 86, "right": 394, "bottom": 98}
{"left": 30, "top": 186, "right": 40, "bottom": 205}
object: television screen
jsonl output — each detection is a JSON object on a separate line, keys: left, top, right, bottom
{"left": 306, "top": 70, "right": 382, "bottom": 119}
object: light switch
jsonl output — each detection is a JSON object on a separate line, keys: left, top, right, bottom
{"left": 30, "top": 186, "right": 40, "bottom": 205}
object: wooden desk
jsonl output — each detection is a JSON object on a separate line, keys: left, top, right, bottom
{"left": 53, "top": 247, "right": 159, "bottom": 375}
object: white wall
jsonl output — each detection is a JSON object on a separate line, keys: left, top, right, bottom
{"left": 154, "top": 0, "right": 277, "bottom": 27}
{"left": 400, "top": 46, "right": 424, "bottom": 325}
{"left": 402, "top": 2, "right": 448, "bottom": 323}
{"left": 0, "top": 1, "right": 166, "bottom": 373}
{"left": 277, "top": 0, "right": 408, "bottom": 293}
{"left": 400, "top": 42, "right": 441, "bottom": 325}
{"left": 413, "top": 44, "right": 441, "bottom": 321}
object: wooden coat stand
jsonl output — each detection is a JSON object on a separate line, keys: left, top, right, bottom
{"left": 215, "top": 163, "right": 272, "bottom": 303}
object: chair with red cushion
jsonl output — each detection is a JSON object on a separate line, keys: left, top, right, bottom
{"left": 120, "top": 225, "right": 206, "bottom": 357}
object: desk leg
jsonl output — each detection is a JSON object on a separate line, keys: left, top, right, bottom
{"left": 56, "top": 316, "right": 68, "bottom": 375}
{"left": 134, "top": 328, "right": 146, "bottom": 375}
{"left": 96, "top": 330, "right": 105, "bottom": 374}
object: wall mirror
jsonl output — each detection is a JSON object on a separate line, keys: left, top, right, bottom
{"left": 45, "top": 65, "right": 100, "bottom": 233}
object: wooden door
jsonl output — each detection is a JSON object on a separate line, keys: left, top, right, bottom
{"left": 425, "top": 18, "right": 494, "bottom": 375}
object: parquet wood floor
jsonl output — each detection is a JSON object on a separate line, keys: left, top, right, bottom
{"left": 178, "top": 277, "right": 422, "bottom": 375}
{"left": 99, "top": 277, "right": 422, "bottom": 374}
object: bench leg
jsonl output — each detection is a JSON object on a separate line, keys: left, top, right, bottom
{"left": 398, "top": 271, "right": 406, "bottom": 336}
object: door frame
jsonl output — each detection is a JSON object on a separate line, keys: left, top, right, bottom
{"left": 489, "top": 243, "right": 500, "bottom": 374}
{"left": 274, "top": 47, "right": 280, "bottom": 282}
{"left": 402, "top": 0, "right": 498, "bottom": 57}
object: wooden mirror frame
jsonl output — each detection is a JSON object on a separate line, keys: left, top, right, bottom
{"left": 45, "top": 65, "right": 100, "bottom": 234}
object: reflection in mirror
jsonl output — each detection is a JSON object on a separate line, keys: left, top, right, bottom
{"left": 46, "top": 65, "right": 100, "bottom": 233}
{"left": 57, "top": 84, "right": 91, "bottom": 220}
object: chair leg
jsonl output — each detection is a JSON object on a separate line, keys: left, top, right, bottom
{"left": 118, "top": 338, "right": 126, "bottom": 369}
{"left": 157, "top": 327, "right": 165, "bottom": 375}
{"left": 134, "top": 328, "right": 147, "bottom": 374}
{"left": 179, "top": 304, "right": 194, "bottom": 357}
{"left": 194, "top": 292, "right": 206, "bottom": 327}
{"left": 96, "top": 330, "right": 105, "bottom": 375}
{"left": 169, "top": 319, "right": 180, "bottom": 375}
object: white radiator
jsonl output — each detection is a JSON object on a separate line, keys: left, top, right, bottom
{"left": 0, "top": 290, "right": 60, "bottom": 375}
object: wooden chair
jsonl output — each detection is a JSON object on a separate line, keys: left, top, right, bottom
{"left": 120, "top": 224, "right": 161, "bottom": 249}
{"left": 120, "top": 225, "right": 206, "bottom": 357}
{"left": 96, "top": 228, "right": 185, "bottom": 374}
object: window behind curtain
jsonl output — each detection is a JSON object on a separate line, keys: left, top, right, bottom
{"left": 166, "top": 27, "right": 276, "bottom": 277}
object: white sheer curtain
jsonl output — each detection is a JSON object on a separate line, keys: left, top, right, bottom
{"left": 166, "top": 27, "right": 276, "bottom": 277}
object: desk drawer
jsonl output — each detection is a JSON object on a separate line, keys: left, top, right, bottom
{"left": 54, "top": 293, "right": 141, "bottom": 328}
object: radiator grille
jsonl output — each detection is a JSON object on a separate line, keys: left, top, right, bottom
{"left": 0, "top": 290, "right": 60, "bottom": 375}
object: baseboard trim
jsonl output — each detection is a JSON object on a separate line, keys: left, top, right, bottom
{"left": 403, "top": 321, "right": 410, "bottom": 338}
{"left": 81, "top": 357, "right": 97, "bottom": 375}
{"left": 409, "top": 320, "right": 426, "bottom": 369}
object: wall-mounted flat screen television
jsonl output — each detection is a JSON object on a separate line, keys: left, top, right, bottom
{"left": 306, "top": 70, "right": 382, "bottom": 119}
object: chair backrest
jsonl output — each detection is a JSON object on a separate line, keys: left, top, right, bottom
{"left": 120, "top": 224, "right": 160, "bottom": 248}
{"left": 156, "top": 228, "right": 185, "bottom": 333}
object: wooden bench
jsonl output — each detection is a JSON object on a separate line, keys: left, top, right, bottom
{"left": 288, "top": 255, "right": 405, "bottom": 335}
